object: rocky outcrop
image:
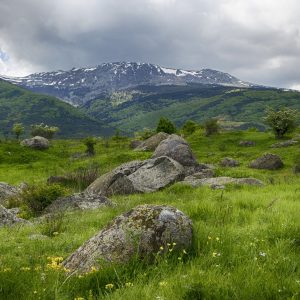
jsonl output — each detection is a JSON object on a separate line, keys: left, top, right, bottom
{"left": 220, "top": 157, "right": 240, "bottom": 167}
{"left": 271, "top": 140, "right": 298, "bottom": 148}
{"left": 130, "top": 140, "right": 143, "bottom": 149}
{"left": 152, "top": 134, "right": 198, "bottom": 167}
{"left": 135, "top": 133, "right": 169, "bottom": 151}
{"left": 239, "top": 140, "right": 255, "bottom": 147}
{"left": 0, "top": 205, "right": 27, "bottom": 227}
{"left": 249, "top": 154, "right": 283, "bottom": 170}
{"left": 182, "top": 176, "right": 264, "bottom": 188}
{"left": 86, "top": 157, "right": 184, "bottom": 196}
{"left": 63, "top": 204, "right": 193, "bottom": 273}
{"left": 0, "top": 182, "right": 19, "bottom": 204}
{"left": 21, "top": 136, "right": 49, "bottom": 150}
{"left": 45, "top": 193, "right": 113, "bottom": 213}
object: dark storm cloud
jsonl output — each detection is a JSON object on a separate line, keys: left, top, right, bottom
{"left": 0, "top": 0, "right": 300, "bottom": 89}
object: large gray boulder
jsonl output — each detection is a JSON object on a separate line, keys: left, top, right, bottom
{"left": 152, "top": 134, "right": 198, "bottom": 167}
{"left": 271, "top": 140, "right": 298, "bottom": 148}
{"left": 220, "top": 157, "right": 240, "bottom": 167}
{"left": 182, "top": 176, "right": 264, "bottom": 188}
{"left": 135, "top": 132, "right": 169, "bottom": 151}
{"left": 0, "top": 182, "right": 19, "bottom": 204}
{"left": 0, "top": 205, "right": 27, "bottom": 227}
{"left": 86, "top": 157, "right": 184, "bottom": 196}
{"left": 63, "top": 204, "right": 193, "bottom": 273}
{"left": 21, "top": 136, "right": 49, "bottom": 150}
{"left": 249, "top": 154, "right": 283, "bottom": 170}
{"left": 45, "top": 193, "right": 113, "bottom": 213}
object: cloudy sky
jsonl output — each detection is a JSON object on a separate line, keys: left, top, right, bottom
{"left": 0, "top": 0, "right": 300, "bottom": 89}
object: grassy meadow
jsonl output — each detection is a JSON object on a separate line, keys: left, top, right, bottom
{"left": 0, "top": 130, "right": 299, "bottom": 299}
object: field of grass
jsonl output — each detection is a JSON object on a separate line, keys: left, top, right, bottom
{"left": 0, "top": 130, "right": 299, "bottom": 299}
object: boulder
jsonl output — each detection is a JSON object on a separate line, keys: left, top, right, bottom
{"left": 135, "top": 132, "right": 169, "bottom": 151}
{"left": 249, "top": 154, "right": 283, "bottom": 170}
{"left": 130, "top": 140, "right": 143, "bottom": 149}
{"left": 63, "top": 204, "right": 193, "bottom": 273}
{"left": 0, "top": 205, "right": 27, "bottom": 227}
{"left": 0, "top": 182, "right": 19, "bottom": 204}
{"left": 239, "top": 140, "right": 255, "bottom": 147}
{"left": 182, "top": 176, "right": 264, "bottom": 188}
{"left": 86, "top": 157, "right": 184, "bottom": 196}
{"left": 45, "top": 193, "right": 113, "bottom": 213}
{"left": 152, "top": 134, "right": 198, "bottom": 167}
{"left": 21, "top": 136, "right": 49, "bottom": 150}
{"left": 220, "top": 157, "right": 240, "bottom": 167}
{"left": 271, "top": 140, "right": 298, "bottom": 148}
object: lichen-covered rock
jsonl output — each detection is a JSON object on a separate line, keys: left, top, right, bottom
{"left": 182, "top": 176, "right": 264, "bottom": 188}
{"left": 0, "top": 182, "right": 19, "bottom": 204}
{"left": 135, "top": 132, "right": 169, "bottom": 151}
{"left": 129, "top": 140, "right": 143, "bottom": 149}
{"left": 21, "top": 136, "right": 49, "bottom": 150}
{"left": 63, "top": 204, "right": 193, "bottom": 273}
{"left": 45, "top": 193, "right": 113, "bottom": 213}
{"left": 0, "top": 205, "right": 27, "bottom": 227}
{"left": 239, "top": 140, "right": 255, "bottom": 147}
{"left": 249, "top": 154, "right": 283, "bottom": 170}
{"left": 271, "top": 140, "right": 298, "bottom": 148}
{"left": 86, "top": 157, "right": 184, "bottom": 196}
{"left": 152, "top": 134, "right": 198, "bottom": 166}
{"left": 127, "top": 156, "right": 184, "bottom": 192}
{"left": 220, "top": 157, "right": 240, "bottom": 167}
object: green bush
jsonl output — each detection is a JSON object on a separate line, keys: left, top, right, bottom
{"left": 82, "top": 137, "right": 97, "bottom": 156}
{"left": 30, "top": 123, "right": 59, "bottom": 139}
{"left": 204, "top": 118, "right": 220, "bottom": 136}
{"left": 181, "top": 120, "right": 199, "bottom": 136}
{"left": 16, "top": 184, "right": 67, "bottom": 216}
{"left": 156, "top": 117, "right": 176, "bottom": 134}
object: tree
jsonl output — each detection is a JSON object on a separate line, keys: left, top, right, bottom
{"left": 204, "top": 118, "right": 220, "bottom": 136}
{"left": 264, "top": 107, "right": 298, "bottom": 139}
{"left": 181, "top": 120, "right": 198, "bottom": 136}
{"left": 156, "top": 117, "right": 176, "bottom": 134}
{"left": 83, "top": 137, "right": 97, "bottom": 156}
{"left": 30, "top": 123, "right": 59, "bottom": 139}
{"left": 12, "top": 123, "right": 24, "bottom": 140}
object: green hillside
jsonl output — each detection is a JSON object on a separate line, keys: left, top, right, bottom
{"left": 0, "top": 80, "right": 113, "bottom": 138}
{"left": 81, "top": 84, "right": 300, "bottom": 134}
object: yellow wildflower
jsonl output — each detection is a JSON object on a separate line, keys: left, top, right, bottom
{"left": 105, "top": 283, "right": 114, "bottom": 290}
{"left": 216, "top": 237, "right": 220, "bottom": 241}
{"left": 159, "top": 281, "right": 168, "bottom": 287}
{"left": 159, "top": 246, "right": 164, "bottom": 251}
{"left": 125, "top": 282, "right": 134, "bottom": 287}
{"left": 20, "top": 267, "right": 31, "bottom": 271}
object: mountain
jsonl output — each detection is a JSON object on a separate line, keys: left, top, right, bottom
{"left": 0, "top": 62, "right": 252, "bottom": 106}
{"left": 0, "top": 80, "right": 112, "bottom": 138}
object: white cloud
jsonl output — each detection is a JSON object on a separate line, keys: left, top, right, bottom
{"left": 0, "top": 0, "right": 300, "bottom": 88}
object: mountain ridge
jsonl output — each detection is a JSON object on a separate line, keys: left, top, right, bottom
{"left": 0, "top": 62, "right": 253, "bottom": 106}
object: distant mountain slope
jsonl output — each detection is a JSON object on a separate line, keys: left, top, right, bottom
{"left": 0, "top": 80, "right": 112, "bottom": 138}
{"left": 0, "top": 62, "right": 252, "bottom": 106}
{"left": 81, "top": 84, "right": 300, "bottom": 134}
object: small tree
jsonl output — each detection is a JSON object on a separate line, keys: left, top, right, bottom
{"left": 83, "top": 137, "right": 97, "bottom": 156}
{"left": 156, "top": 117, "right": 176, "bottom": 134}
{"left": 181, "top": 120, "right": 198, "bottom": 136}
{"left": 204, "top": 118, "right": 220, "bottom": 136}
{"left": 31, "top": 123, "right": 59, "bottom": 139}
{"left": 264, "top": 107, "right": 298, "bottom": 139}
{"left": 12, "top": 123, "right": 24, "bottom": 140}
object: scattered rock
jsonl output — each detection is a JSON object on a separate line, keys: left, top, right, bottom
{"left": 0, "top": 182, "right": 19, "bottom": 204}
{"left": 271, "top": 140, "right": 298, "bottom": 148}
{"left": 135, "top": 132, "right": 169, "bottom": 151}
{"left": 21, "top": 136, "right": 49, "bottom": 150}
{"left": 239, "top": 140, "right": 255, "bottom": 147}
{"left": 220, "top": 157, "right": 240, "bottom": 167}
{"left": 0, "top": 205, "right": 27, "bottom": 227}
{"left": 45, "top": 193, "right": 113, "bottom": 213}
{"left": 130, "top": 140, "right": 143, "bottom": 149}
{"left": 182, "top": 176, "right": 264, "bottom": 188}
{"left": 86, "top": 157, "right": 184, "bottom": 196}
{"left": 152, "top": 134, "right": 198, "bottom": 167}
{"left": 63, "top": 204, "right": 193, "bottom": 273}
{"left": 249, "top": 153, "right": 283, "bottom": 170}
